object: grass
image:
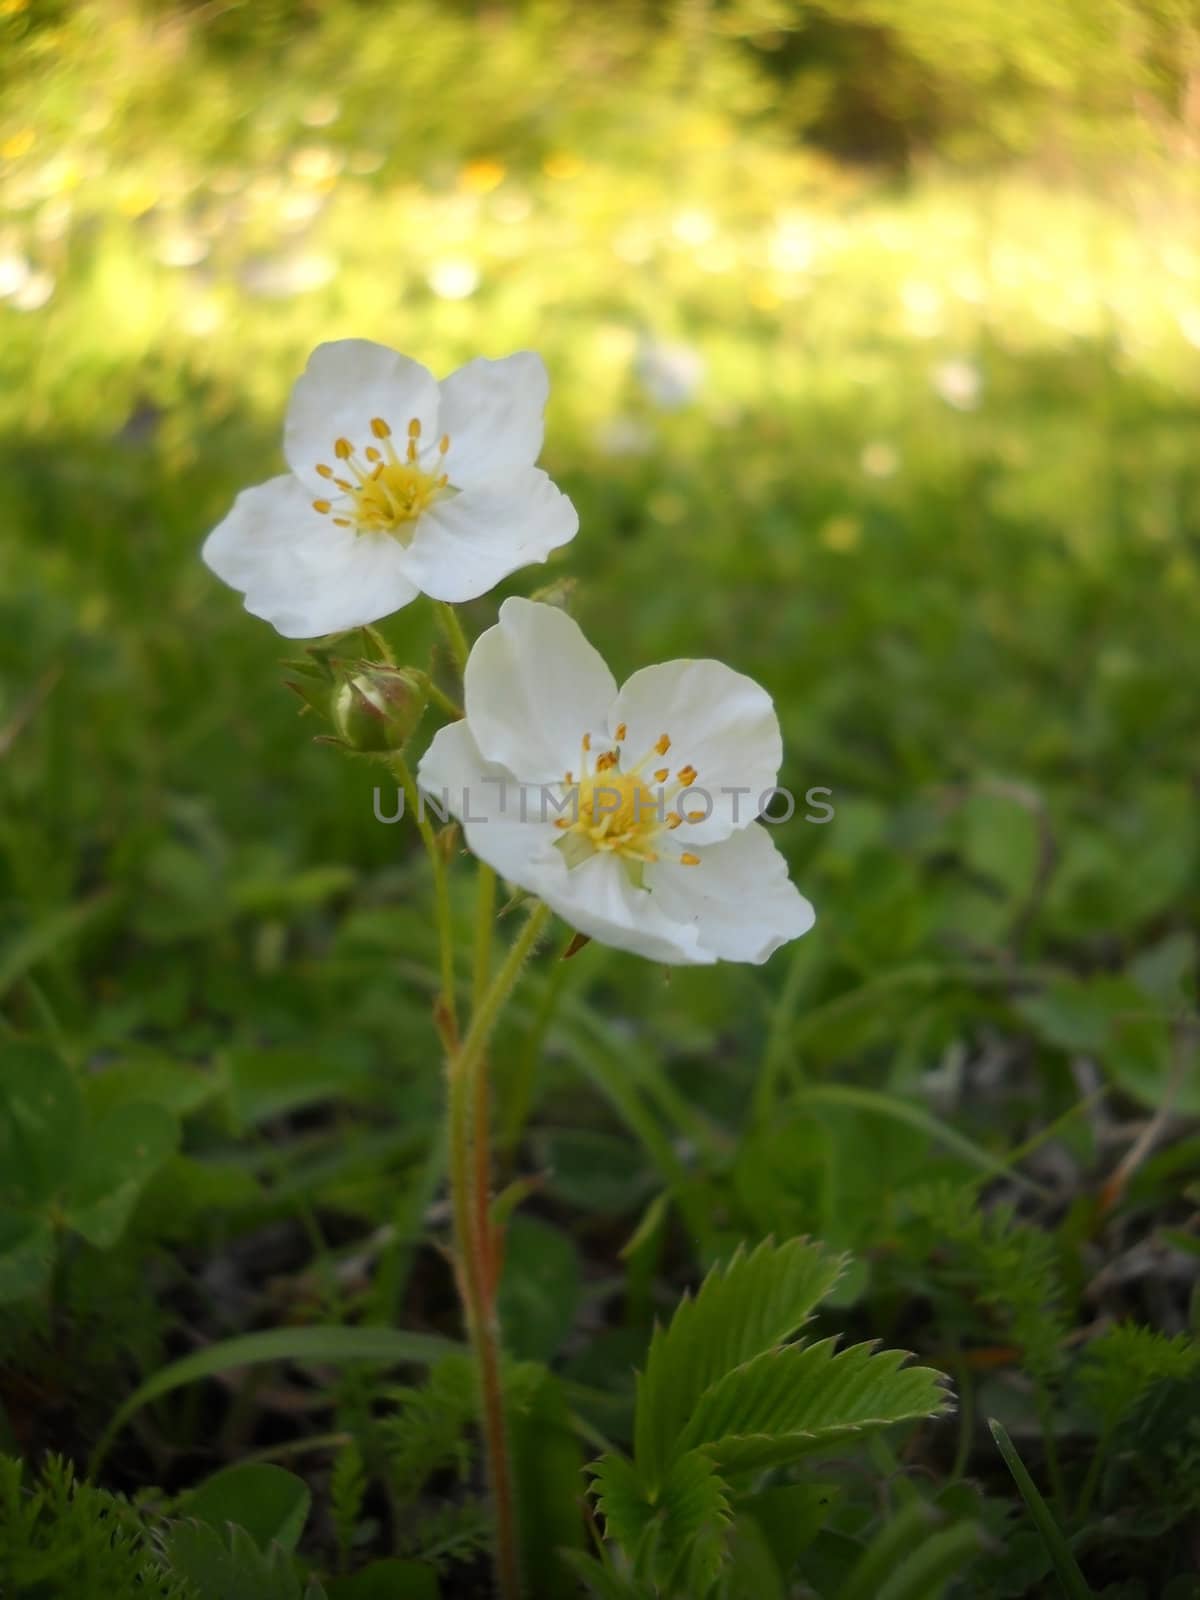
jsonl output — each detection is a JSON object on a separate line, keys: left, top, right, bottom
{"left": 1, "top": 3, "right": 1199, "bottom": 1596}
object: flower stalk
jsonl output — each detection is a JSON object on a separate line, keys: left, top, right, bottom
{"left": 447, "top": 898, "right": 552, "bottom": 1600}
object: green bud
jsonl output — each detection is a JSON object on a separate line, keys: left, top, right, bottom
{"left": 332, "top": 664, "right": 428, "bottom": 755}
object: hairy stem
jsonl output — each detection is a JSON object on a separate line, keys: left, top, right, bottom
{"left": 448, "top": 899, "right": 552, "bottom": 1600}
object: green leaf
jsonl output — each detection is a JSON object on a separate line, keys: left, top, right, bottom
{"left": 0, "top": 1040, "right": 82, "bottom": 1207}
{"left": 497, "top": 1215, "right": 581, "bottom": 1362}
{"left": 560, "top": 1550, "right": 654, "bottom": 1600}
{"left": 222, "top": 1046, "right": 369, "bottom": 1132}
{"left": 91, "top": 1325, "right": 458, "bottom": 1474}
{"left": 744, "top": 1482, "right": 839, "bottom": 1574}
{"left": 678, "top": 1338, "right": 951, "bottom": 1474}
{"left": 634, "top": 1237, "right": 845, "bottom": 1484}
{"left": 988, "top": 1419, "right": 1094, "bottom": 1600}
{"left": 82, "top": 1056, "right": 217, "bottom": 1120}
{"left": 167, "top": 1520, "right": 302, "bottom": 1600}
{"left": 182, "top": 1463, "right": 312, "bottom": 1554}
{"left": 64, "top": 1101, "right": 178, "bottom": 1247}
{"left": 0, "top": 1208, "right": 55, "bottom": 1304}
{"left": 590, "top": 1448, "right": 732, "bottom": 1594}
{"left": 873, "top": 1521, "right": 983, "bottom": 1600}
{"left": 510, "top": 1368, "right": 585, "bottom": 1597}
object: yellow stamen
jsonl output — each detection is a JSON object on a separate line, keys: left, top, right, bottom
{"left": 655, "top": 734, "right": 670, "bottom": 755}
{"left": 686, "top": 809, "right": 706, "bottom": 823}
{"left": 653, "top": 766, "right": 669, "bottom": 783}
{"left": 680, "top": 852, "right": 700, "bottom": 866}
{"left": 582, "top": 733, "right": 591, "bottom": 752}
{"left": 439, "top": 433, "right": 450, "bottom": 454}
{"left": 335, "top": 437, "right": 352, "bottom": 460}
{"left": 365, "top": 446, "right": 381, "bottom": 463}
{"left": 312, "top": 499, "right": 331, "bottom": 513}
{"left": 667, "top": 812, "right": 683, "bottom": 829}
{"left": 316, "top": 463, "right": 333, "bottom": 479}
{"left": 371, "top": 416, "right": 391, "bottom": 439}
{"left": 407, "top": 417, "right": 421, "bottom": 439}
{"left": 677, "top": 765, "right": 698, "bottom": 787}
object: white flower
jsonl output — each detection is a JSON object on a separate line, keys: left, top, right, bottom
{"left": 202, "top": 341, "right": 578, "bottom": 637}
{"left": 418, "top": 599, "right": 815, "bottom": 966}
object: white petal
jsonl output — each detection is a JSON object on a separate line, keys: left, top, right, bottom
{"left": 284, "top": 339, "right": 440, "bottom": 495}
{"left": 645, "top": 822, "right": 815, "bottom": 964}
{"left": 401, "top": 468, "right": 578, "bottom": 603}
{"left": 419, "top": 724, "right": 706, "bottom": 964}
{"left": 463, "top": 598, "right": 616, "bottom": 782}
{"left": 544, "top": 852, "right": 709, "bottom": 965}
{"left": 610, "top": 659, "right": 782, "bottom": 845}
{"left": 437, "top": 352, "right": 548, "bottom": 488}
{"left": 202, "top": 474, "right": 418, "bottom": 638}
{"left": 418, "top": 720, "right": 563, "bottom": 887}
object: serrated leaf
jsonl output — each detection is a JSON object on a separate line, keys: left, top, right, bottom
{"left": 167, "top": 1519, "right": 303, "bottom": 1600}
{"left": 64, "top": 1101, "right": 178, "bottom": 1247}
{"left": 634, "top": 1237, "right": 845, "bottom": 1484}
{"left": 590, "top": 1448, "right": 732, "bottom": 1594}
{"left": 677, "top": 1337, "right": 950, "bottom": 1474}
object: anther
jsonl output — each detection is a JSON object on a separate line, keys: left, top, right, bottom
{"left": 334, "top": 437, "right": 352, "bottom": 459}
{"left": 686, "top": 809, "right": 706, "bottom": 823}
{"left": 312, "top": 499, "right": 331, "bottom": 514}
{"left": 677, "top": 765, "right": 697, "bottom": 787}
{"left": 615, "top": 723, "right": 627, "bottom": 741}
{"left": 365, "top": 446, "right": 381, "bottom": 463}
{"left": 371, "top": 417, "right": 391, "bottom": 439}
{"left": 680, "top": 852, "right": 700, "bottom": 866}
{"left": 316, "top": 463, "right": 333, "bottom": 479}
{"left": 582, "top": 733, "right": 592, "bottom": 752}
{"left": 655, "top": 734, "right": 671, "bottom": 755}
{"left": 667, "top": 812, "right": 683, "bottom": 829}
{"left": 333, "top": 517, "right": 352, "bottom": 527}
{"left": 439, "top": 433, "right": 450, "bottom": 454}
{"left": 654, "top": 767, "right": 669, "bottom": 783}
{"left": 407, "top": 418, "right": 421, "bottom": 439}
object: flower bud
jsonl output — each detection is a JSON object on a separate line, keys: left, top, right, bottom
{"left": 332, "top": 664, "right": 428, "bottom": 755}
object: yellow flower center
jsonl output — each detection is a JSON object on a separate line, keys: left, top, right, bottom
{"left": 554, "top": 726, "right": 703, "bottom": 883}
{"left": 310, "top": 415, "right": 451, "bottom": 542}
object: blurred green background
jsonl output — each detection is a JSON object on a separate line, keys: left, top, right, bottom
{"left": 1, "top": 0, "right": 1198, "bottom": 1243}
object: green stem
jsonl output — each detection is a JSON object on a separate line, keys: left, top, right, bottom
{"left": 473, "top": 865, "right": 496, "bottom": 1010}
{"left": 392, "top": 754, "right": 457, "bottom": 1041}
{"left": 426, "top": 678, "right": 463, "bottom": 721}
{"left": 435, "top": 601, "right": 471, "bottom": 677}
{"left": 447, "top": 901, "right": 552, "bottom": 1600}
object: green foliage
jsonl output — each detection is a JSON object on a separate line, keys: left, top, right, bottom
{"left": 634, "top": 1237, "right": 847, "bottom": 1484}
{"left": 0, "top": 1039, "right": 178, "bottom": 1300}
{"left": 380, "top": 1353, "right": 476, "bottom": 1502}
{"left": 903, "top": 1184, "right": 1070, "bottom": 1388}
{"left": 1079, "top": 1324, "right": 1200, "bottom": 1437}
{"left": 329, "top": 1441, "right": 366, "bottom": 1571}
{"left": 0, "top": 1454, "right": 195, "bottom": 1600}
{"left": 589, "top": 1241, "right": 949, "bottom": 1596}
{"left": 0, "top": 2, "right": 1198, "bottom": 1592}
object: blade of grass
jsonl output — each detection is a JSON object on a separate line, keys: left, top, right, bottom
{"left": 988, "top": 1419, "right": 1093, "bottom": 1600}
{"left": 90, "top": 1325, "right": 456, "bottom": 1476}
{"left": 790, "top": 1084, "right": 1050, "bottom": 1198}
